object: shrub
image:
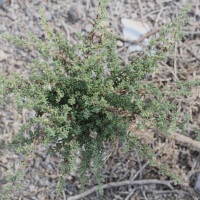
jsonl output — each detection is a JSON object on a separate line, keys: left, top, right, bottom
{"left": 0, "top": 0, "right": 197, "bottom": 199}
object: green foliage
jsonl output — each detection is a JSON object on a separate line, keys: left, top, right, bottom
{"left": 0, "top": 0, "right": 197, "bottom": 198}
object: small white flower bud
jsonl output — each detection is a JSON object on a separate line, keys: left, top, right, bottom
{"left": 184, "top": 123, "right": 193, "bottom": 132}
{"left": 136, "top": 116, "right": 143, "bottom": 124}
